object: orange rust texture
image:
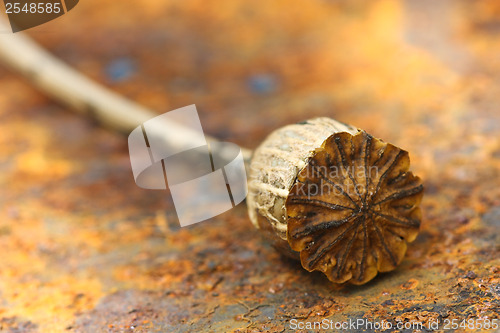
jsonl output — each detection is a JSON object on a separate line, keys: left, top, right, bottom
{"left": 0, "top": 0, "right": 499, "bottom": 332}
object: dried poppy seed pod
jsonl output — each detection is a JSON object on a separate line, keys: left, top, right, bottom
{"left": 247, "top": 117, "right": 423, "bottom": 285}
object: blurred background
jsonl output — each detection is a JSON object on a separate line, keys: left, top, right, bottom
{"left": 0, "top": 0, "right": 499, "bottom": 332}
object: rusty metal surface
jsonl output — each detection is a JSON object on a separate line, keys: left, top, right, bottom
{"left": 0, "top": 0, "right": 499, "bottom": 332}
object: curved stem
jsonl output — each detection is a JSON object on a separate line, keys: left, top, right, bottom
{"left": 0, "top": 19, "right": 253, "bottom": 163}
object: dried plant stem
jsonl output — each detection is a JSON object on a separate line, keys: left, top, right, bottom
{"left": 0, "top": 19, "right": 252, "bottom": 162}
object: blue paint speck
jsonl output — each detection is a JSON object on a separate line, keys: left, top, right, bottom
{"left": 106, "top": 58, "right": 136, "bottom": 82}
{"left": 248, "top": 74, "right": 278, "bottom": 94}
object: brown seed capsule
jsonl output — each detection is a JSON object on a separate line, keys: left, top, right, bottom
{"left": 247, "top": 117, "right": 423, "bottom": 285}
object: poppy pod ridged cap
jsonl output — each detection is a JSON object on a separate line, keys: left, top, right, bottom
{"left": 247, "top": 117, "right": 424, "bottom": 285}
